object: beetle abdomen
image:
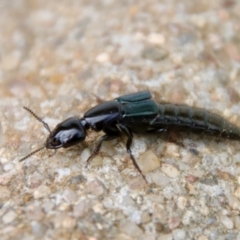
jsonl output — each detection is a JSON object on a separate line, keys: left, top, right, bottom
{"left": 150, "top": 103, "right": 240, "bottom": 140}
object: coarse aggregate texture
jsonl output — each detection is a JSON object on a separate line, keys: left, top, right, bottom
{"left": 1, "top": 0, "right": 240, "bottom": 239}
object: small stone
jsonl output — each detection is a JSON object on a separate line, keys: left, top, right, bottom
{"left": 31, "top": 221, "right": 47, "bottom": 238}
{"left": 0, "top": 173, "right": 13, "bottom": 185}
{"left": 185, "top": 175, "right": 198, "bottom": 183}
{"left": 141, "top": 211, "right": 151, "bottom": 223}
{"left": 220, "top": 215, "right": 233, "bottom": 229}
{"left": 142, "top": 46, "right": 168, "bottom": 61}
{"left": 33, "top": 185, "right": 51, "bottom": 199}
{"left": 27, "top": 206, "right": 45, "bottom": 221}
{"left": 120, "top": 220, "right": 143, "bottom": 238}
{"left": 147, "top": 33, "right": 165, "bottom": 45}
{"left": 1, "top": 53, "right": 20, "bottom": 71}
{"left": 3, "top": 163, "right": 14, "bottom": 172}
{"left": 2, "top": 210, "right": 17, "bottom": 224}
{"left": 115, "top": 234, "right": 133, "bottom": 240}
{"left": 86, "top": 179, "right": 105, "bottom": 196}
{"left": 161, "top": 164, "right": 180, "bottom": 178}
{"left": 186, "top": 183, "right": 198, "bottom": 195}
{"left": 42, "top": 200, "right": 54, "bottom": 213}
{"left": 68, "top": 175, "right": 86, "bottom": 185}
{"left": 177, "top": 196, "right": 187, "bottom": 210}
{"left": 165, "top": 143, "right": 180, "bottom": 157}
{"left": 182, "top": 210, "right": 195, "bottom": 225}
{"left": 234, "top": 187, "right": 240, "bottom": 199}
{"left": 96, "top": 52, "right": 109, "bottom": 63}
{"left": 168, "top": 216, "right": 181, "bottom": 230}
{"left": 197, "top": 235, "right": 208, "bottom": 240}
{"left": 80, "top": 149, "right": 91, "bottom": 163}
{"left": 62, "top": 188, "right": 77, "bottom": 204}
{"left": 0, "top": 186, "right": 11, "bottom": 200}
{"left": 90, "top": 155, "right": 103, "bottom": 167}
{"left": 55, "top": 168, "right": 71, "bottom": 182}
{"left": 157, "top": 233, "right": 173, "bottom": 240}
{"left": 150, "top": 172, "right": 170, "bottom": 187}
{"left": 137, "top": 150, "right": 160, "bottom": 174}
{"left": 233, "top": 216, "right": 240, "bottom": 230}
{"left": 73, "top": 200, "right": 89, "bottom": 218}
{"left": 172, "top": 229, "right": 186, "bottom": 240}
{"left": 62, "top": 216, "right": 76, "bottom": 229}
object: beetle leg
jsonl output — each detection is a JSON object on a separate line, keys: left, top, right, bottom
{"left": 118, "top": 124, "right": 147, "bottom": 183}
{"left": 86, "top": 133, "right": 119, "bottom": 166}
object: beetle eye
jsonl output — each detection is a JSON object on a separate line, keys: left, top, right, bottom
{"left": 51, "top": 137, "right": 60, "bottom": 146}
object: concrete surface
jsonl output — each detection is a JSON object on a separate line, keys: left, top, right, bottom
{"left": 0, "top": 0, "right": 240, "bottom": 239}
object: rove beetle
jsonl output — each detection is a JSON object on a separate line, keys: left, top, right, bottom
{"left": 20, "top": 91, "right": 240, "bottom": 182}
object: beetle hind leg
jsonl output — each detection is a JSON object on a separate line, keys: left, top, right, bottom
{"left": 118, "top": 124, "right": 148, "bottom": 183}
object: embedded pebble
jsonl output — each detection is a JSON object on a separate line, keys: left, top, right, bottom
{"left": 68, "top": 175, "right": 86, "bottom": 185}
{"left": 168, "top": 216, "right": 181, "bottom": 230}
{"left": 80, "top": 148, "right": 91, "bottom": 163}
{"left": 220, "top": 215, "right": 233, "bottom": 229}
{"left": 2, "top": 210, "right": 17, "bottom": 224}
{"left": 62, "top": 188, "right": 77, "bottom": 204}
{"left": 120, "top": 220, "right": 143, "bottom": 238}
{"left": 234, "top": 187, "right": 240, "bottom": 199}
{"left": 234, "top": 216, "right": 240, "bottom": 230}
{"left": 150, "top": 172, "right": 170, "bottom": 187}
{"left": 165, "top": 143, "right": 180, "bottom": 157}
{"left": 96, "top": 52, "right": 110, "bottom": 63}
{"left": 0, "top": 186, "right": 11, "bottom": 200}
{"left": 31, "top": 221, "right": 47, "bottom": 238}
{"left": 218, "top": 152, "right": 231, "bottom": 167}
{"left": 55, "top": 168, "right": 71, "bottom": 182}
{"left": 161, "top": 164, "right": 180, "bottom": 178}
{"left": 177, "top": 196, "right": 187, "bottom": 210}
{"left": 137, "top": 150, "right": 160, "bottom": 174}
{"left": 157, "top": 233, "right": 173, "bottom": 240}
{"left": 73, "top": 200, "right": 89, "bottom": 218}
{"left": 62, "top": 216, "right": 76, "bottom": 229}
{"left": 90, "top": 155, "right": 103, "bottom": 167}
{"left": 172, "top": 229, "right": 186, "bottom": 240}
{"left": 197, "top": 235, "right": 208, "bottom": 240}
{"left": 147, "top": 33, "right": 165, "bottom": 45}
{"left": 182, "top": 210, "right": 195, "bottom": 225}
{"left": 27, "top": 206, "right": 44, "bottom": 221}
{"left": 86, "top": 180, "right": 105, "bottom": 196}
{"left": 141, "top": 46, "right": 168, "bottom": 61}
{"left": 141, "top": 211, "right": 151, "bottom": 223}
{"left": 3, "top": 163, "right": 14, "bottom": 172}
{"left": 42, "top": 200, "right": 54, "bottom": 213}
{"left": 33, "top": 185, "right": 51, "bottom": 199}
{"left": 0, "top": 173, "right": 13, "bottom": 185}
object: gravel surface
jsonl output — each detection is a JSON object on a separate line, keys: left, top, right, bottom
{"left": 1, "top": 0, "right": 240, "bottom": 239}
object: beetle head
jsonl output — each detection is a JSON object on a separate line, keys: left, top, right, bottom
{"left": 19, "top": 107, "right": 86, "bottom": 162}
{"left": 46, "top": 117, "right": 86, "bottom": 149}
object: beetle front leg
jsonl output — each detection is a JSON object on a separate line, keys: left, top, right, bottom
{"left": 86, "top": 133, "right": 119, "bottom": 166}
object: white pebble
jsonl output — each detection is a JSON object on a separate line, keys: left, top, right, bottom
{"left": 220, "top": 215, "right": 233, "bottom": 229}
{"left": 34, "top": 185, "right": 51, "bottom": 199}
{"left": 161, "top": 164, "right": 180, "bottom": 178}
{"left": 3, "top": 163, "right": 14, "bottom": 172}
{"left": 172, "top": 229, "right": 186, "bottom": 240}
{"left": 2, "top": 210, "right": 17, "bottom": 224}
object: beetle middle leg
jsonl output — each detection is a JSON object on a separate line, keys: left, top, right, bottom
{"left": 86, "top": 133, "right": 119, "bottom": 166}
{"left": 118, "top": 124, "right": 147, "bottom": 183}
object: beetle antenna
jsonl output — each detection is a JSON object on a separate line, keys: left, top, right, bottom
{"left": 23, "top": 106, "right": 51, "bottom": 133}
{"left": 19, "top": 145, "right": 46, "bottom": 162}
